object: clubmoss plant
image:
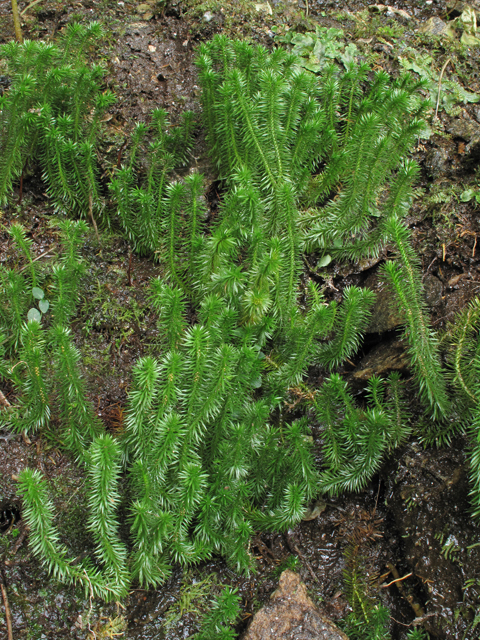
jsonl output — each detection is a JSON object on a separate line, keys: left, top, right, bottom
{"left": 0, "top": 22, "right": 113, "bottom": 222}
{"left": 7, "top": 33, "right": 467, "bottom": 604}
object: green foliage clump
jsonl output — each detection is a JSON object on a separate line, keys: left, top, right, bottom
{"left": 315, "top": 373, "right": 410, "bottom": 495}
{"left": 5, "top": 33, "right": 459, "bottom": 607}
{"left": 193, "top": 587, "right": 240, "bottom": 640}
{"left": 0, "top": 22, "right": 114, "bottom": 221}
{"left": 381, "top": 217, "right": 449, "bottom": 419}
{"left": 126, "top": 281, "right": 327, "bottom": 578}
{"left": 0, "top": 221, "right": 98, "bottom": 456}
{"left": 196, "top": 35, "right": 327, "bottom": 317}
{"left": 109, "top": 109, "right": 196, "bottom": 257}
{"left": 439, "top": 300, "right": 480, "bottom": 520}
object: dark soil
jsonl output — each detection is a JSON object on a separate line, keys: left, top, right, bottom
{"left": 1, "top": 1, "right": 480, "bottom": 639}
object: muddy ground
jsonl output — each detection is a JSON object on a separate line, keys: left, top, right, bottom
{"left": 1, "top": 0, "right": 480, "bottom": 638}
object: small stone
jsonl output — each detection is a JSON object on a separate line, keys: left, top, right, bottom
{"left": 423, "top": 274, "right": 443, "bottom": 307}
{"left": 417, "top": 16, "right": 457, "bottom": 38}
{"left": 424, "top": 142, "right": 454, "bottom": 180}
{"left": 137, "top": 3, "right": 151, "bottom": 12}
{"left": 351, "top": 339, "right": 410, "bottom": 383}
{"left": 302, "top": 499, "right": 327, "bottom": 521}
{"left": 255, "top": 2, "right": 273, "bottom": 14}
{"left": 203, "top": 10, "right": 214, "bottom": 21}
{"left": 363, "top": 272, "right": 404, "bottom": 334}
{"left": 447, "top": 115, "right": 480, "bottom": 142}
{"left": 243, "top": 571, "right": 349, "bottom": 640}
{"left": 148, "top": 44, "right": 156, "bottom": 52}
{"left": 446, "top": 0, "right": 480, "bottom": 20}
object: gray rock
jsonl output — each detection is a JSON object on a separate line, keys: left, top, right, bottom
{"left": 364, "top": 272, "right": 403, "bottom": 334}
{"left": 242, "top": 570, "right": 349, "bottom": 640}
{"left": 424, "top": 143, "right": 453, "bottom": 179}
{"left": 446, "top": 0, "right": 480, "bottom": 19}
{"left": 447, "top": 115, "right": 480, "bottom": 141}
{"left": 423, "top": 274, "right": 443, "bottom": 308}
{"left": 302, "top": 499, "right": 327, "bottom": 521}
{"left": 351, "top": 339, "right": 410, "bottom": 384}
{"left": 417, "top": 17, "right": 456, "bottom": 37}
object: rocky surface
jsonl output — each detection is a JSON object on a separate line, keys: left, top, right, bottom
{"left": 242, "top": 571, "right": 349, "bottom": 640}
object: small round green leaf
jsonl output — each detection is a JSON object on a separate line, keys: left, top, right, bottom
{"left": 252, "top": 377, "right": 262, "bottom": 389}
{"left": 38, "top": 299, "right": 49, "bottom": 314}
{"left": 32, "top": 287, "right": 45, "bottom": 300}
{"left": 460, "top": 189, "right": 475, "bottom": 202}
{"left": 27, "top": 308, "right": 42, "bottom": 322}
{"left": 317, "top": 254, "right": 332, "bottom": 267}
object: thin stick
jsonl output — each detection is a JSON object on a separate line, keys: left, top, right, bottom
{"left": 116, "top": 139, "right": 128, "bottom": 169}
{"left": 83, "top": 569, "right": 96, "bottom": 640}
{"left": 18, "top": 170, "right": 23, "bottom": 205}
{"left": 127, "top": 250, "right": 133, "bottom": 286}
{"left": 386, "top": 563, "right": 424, "bottom": 618}
{"left": 11, "top": 0, "right": 23, "bottom": 43}
{"left": 382, "top": 571, "right": 413, "bottom": 588}
{"left": 422, "top": 256, "right": 437, "bottom": 280}
{"left": 444, "top": 0, "right": 458, "bottom": 18}
{"left": 0, "top": 578, "right": 13, "bottom": 640}
{"left": 18, "top": 248, "right": 55, "bottom": 273}
{"left": 88, "top": 192, "right": 100, "bottom": 244}
{"left": 21, "top": 0, "right": 43, "bottom": 16}
{"left": 434, "top": 58, "right": 451, "bottom": 121}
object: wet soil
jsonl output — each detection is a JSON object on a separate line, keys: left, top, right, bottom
{"left": 1, "top": 1, "right": 480, "bottom": 639}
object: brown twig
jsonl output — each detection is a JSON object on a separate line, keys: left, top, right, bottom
{"left": 434, "top": 58, "right": 451, "bottom": 121}
{"left": 390, "top": 612, "right": 437, "bottom": 627}
{"left": 127, "top": 250, "right": 133, "bottom": 286}
{"left": 444, "top": 0, "right": 458, "bottom": 18}
{"left": 382, "top": 571, "right": 413, "bottom": 588}
{"left": 386, "top": 563, "right": 424, "bottom": 618}
{"left": 11, "top": 0, "right": 23, "bottom": 43}
{"left": 18, "top": 169, "right": 24, "bottom": 205}
{"left": 9, "top": 527, "right": 28, "bottom": 557}
{"left": 0, "top": 576, "right": 13, "bottom": 640}
{"left": 116, "top": 139, "right": 128, "bottom": 169}
{"left": 88, "top": 192, "right": 100, "bottom": 244}
{"left": 83, "top": 569, "right": 96, "bottom": 640}
{"left": 423, "top": 256, "right": 437, "bottom": 280}
{"left": 21, "top": 0, "right": 44, "bottom": 16}
{"left": 18, "top": 248, "right": 56, "bottom": 273}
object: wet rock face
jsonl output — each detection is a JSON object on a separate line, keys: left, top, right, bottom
{"left": 351, "top": 338, "right": 409, "bottom": 383}
{"left": 423, "top": 274, "right": 443, "bottom": 308}
{"left": 242, "top": 570, "right": 349, "bottom": 640}
{"left": 363, "top": 272, "right": 403, "bottom": 334}
{"left": 385, "top": 440, "right": 480, "bottom": 639}
{"left": 424, "top": 139, "right": 456, "bottom": 180}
